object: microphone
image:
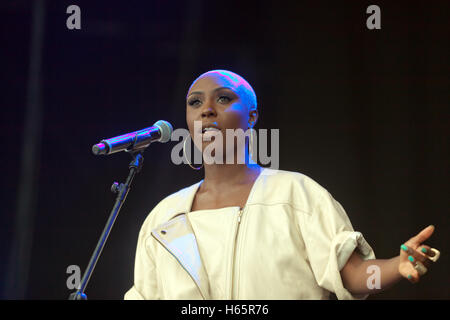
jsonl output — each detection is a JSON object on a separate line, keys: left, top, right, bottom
{"left": 92, "top": 120, "right": 173, "bottom": 155}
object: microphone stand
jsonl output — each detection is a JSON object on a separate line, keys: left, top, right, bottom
{"left": 68, "top": 151, "right": 144, "bottom": 300}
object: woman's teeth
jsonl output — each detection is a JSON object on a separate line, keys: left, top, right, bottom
{"left": 201, "top": 127, "right": 220, "bottom": 140}
{"left": 202, "top": 127, "right": 220, "bottom": 133}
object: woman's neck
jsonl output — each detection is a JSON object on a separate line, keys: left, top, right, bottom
{"left": 201, "top": 163, "right": 261, "bottom": 192}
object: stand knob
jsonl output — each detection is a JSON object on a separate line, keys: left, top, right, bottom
{"left": 111, "top": 182, "right": 120, "bottom": 193}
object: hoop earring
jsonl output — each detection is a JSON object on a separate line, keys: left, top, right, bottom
{"left": 183, "top": 137, "right": 203, "bottom": 170}
{"left": 249, "top": 128, "right": 256, "bottom": 164}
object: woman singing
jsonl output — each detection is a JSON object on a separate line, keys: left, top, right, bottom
{"left": 124, "top": 70, "right": 440, "bottom": 299}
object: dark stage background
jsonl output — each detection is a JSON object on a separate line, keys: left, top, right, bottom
{"left": 1, "top": 0, "right": 449, "bottom": 300}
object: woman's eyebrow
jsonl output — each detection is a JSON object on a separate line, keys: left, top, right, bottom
{"left": 187, "top": 86, "right": 235, "bottom": 98}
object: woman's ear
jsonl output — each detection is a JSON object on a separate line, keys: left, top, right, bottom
{"left": 249, "top": 109, "right": 259, "bottom": 128}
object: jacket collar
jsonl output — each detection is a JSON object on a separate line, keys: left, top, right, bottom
{"left": 152, "top": 213, "right": 211, "bottom": 300}
{"left": 166, "top": 166, "right": 269, "bottom": 220}
{"left": 151, "top": 180, "right": 210, "bottom": 298}
{"left": 165, "top": 180, "right": 203, "bottom": 220}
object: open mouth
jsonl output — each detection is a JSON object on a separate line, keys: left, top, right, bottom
{"left": 199, "top": 125, "right": 221, "bottom": 141}
{"left": 201, "top": 127, "right": 221, "bottom": 134}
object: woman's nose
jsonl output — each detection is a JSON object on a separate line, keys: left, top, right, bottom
{"left": 201, "top": 105, "right": 217, "bottom": 118}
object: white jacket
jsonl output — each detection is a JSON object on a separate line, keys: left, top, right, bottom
{"left": 124, "top": 168, "right": 375, "bottom": 300}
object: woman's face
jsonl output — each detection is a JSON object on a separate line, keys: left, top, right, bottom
{"left": 186, "top": 72, "right": 257, "bottom": 156}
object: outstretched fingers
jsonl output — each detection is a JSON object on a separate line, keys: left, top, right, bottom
{"left": 408, "top": 225, "right": 435, "bottom": 246}
{"left": 399, "top": 225, "right": 439, "bottom": 284}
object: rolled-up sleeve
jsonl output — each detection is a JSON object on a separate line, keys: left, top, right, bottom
{"left": 300, "top": 190, "right": 376, "bottom": 300}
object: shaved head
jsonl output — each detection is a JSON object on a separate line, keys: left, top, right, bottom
{"left": 188, "top": 69, "right": 257, "bottom": 112}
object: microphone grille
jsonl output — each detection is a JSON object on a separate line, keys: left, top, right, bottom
{"left": 154, "top": 120, "right": 173, "bottom": 143}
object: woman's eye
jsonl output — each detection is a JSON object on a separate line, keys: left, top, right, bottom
{"left": 188, "top": 99, "right": 201, "bottom": 106}
{"left": 218, "top": 96, "right": 231, "bottom": 103}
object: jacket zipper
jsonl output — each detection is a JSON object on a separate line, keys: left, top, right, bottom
{"left": 230, "top": 206, "right": 244, "bottom": 299}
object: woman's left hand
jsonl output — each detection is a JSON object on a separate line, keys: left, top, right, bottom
{"left": 398, "top": 225, "right": 439, "bottom": 283}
